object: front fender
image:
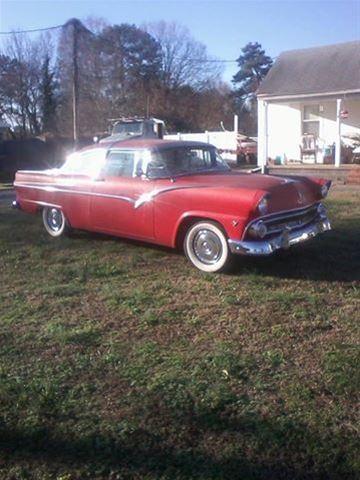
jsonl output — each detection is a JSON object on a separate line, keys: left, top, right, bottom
{"left": 171, "top": 210, "right": 248, "bottom": 248}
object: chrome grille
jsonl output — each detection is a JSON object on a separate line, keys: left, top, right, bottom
{"left": 245, "top": 203, "right": 320, "bottom": 239}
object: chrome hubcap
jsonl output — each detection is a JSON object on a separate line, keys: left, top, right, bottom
{"left": 193, "top": 229, "right": 222, "bottom": 265}
{"left": 47, "top": 208, "right": 63, "bottom": 232}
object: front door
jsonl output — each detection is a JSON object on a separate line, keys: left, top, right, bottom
{"left": 89, "top": 149, "right": 154, "bottom": 240}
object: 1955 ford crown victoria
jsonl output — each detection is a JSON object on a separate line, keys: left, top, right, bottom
{"left": 13, "top": 139, "right": 331, "bottom": 272}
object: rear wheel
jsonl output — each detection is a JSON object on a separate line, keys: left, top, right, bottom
{"left": 184, "top": 221, "right": 232, "bottom": 273}
{"left": 42, "top": 207, "right": 70, "bottom": 237}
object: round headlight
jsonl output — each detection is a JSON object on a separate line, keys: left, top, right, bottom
{"left": 321, "top": 183, "right": 330, "bottom": 198}
{"left": 317, "top": 203, "right": 327, "bottom": 218}
{"left": 257, "top": 221, "right": 268, "bottom": 238}
{"left": 257, "top": 196, "right": 269, "bottom": 216}
{"left": 249, "top": 220, "right": 268, "bottom": 238}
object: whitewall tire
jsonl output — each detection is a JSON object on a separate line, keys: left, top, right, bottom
{"left": 184, "top": 221, "right": 232, "bottom": 273}
{"left": 42, "top": 207, "right": 69, "bottom": 237}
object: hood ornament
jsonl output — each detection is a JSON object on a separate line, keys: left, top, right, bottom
{"left": 297, "top": 191, "right": 305, "bottom": 205}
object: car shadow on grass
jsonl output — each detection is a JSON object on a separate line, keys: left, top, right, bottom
{"left": 0, "top": 409, "right": 356, "bottom": 480}
{"left": 3, "top": 207, "right": 360, "bottom": 283}
{"left": 230, "top": 223, "right": 360, "bottom": 283}
{"left": 112, "top": 224, "right": 360, "bottom": 283}
{"left": 49, "top": 215, "right": 360, "bottom": 283}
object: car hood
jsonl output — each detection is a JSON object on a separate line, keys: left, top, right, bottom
{"left": 172, "top": 171, "right": 322, "bottom": 213}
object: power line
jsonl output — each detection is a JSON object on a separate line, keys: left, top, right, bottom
{"left": 0, "top": 24, "right": 64, "bottom": 35}
{"left": 189, "top": 59, "right": 237, "bottom": 63}
{"left": 0, "top": 22, "right": 276, "bottom": 65}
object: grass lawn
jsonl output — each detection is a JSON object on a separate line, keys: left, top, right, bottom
{"left": 0, "top": 187, "right": 359, "bottom": 479}
{"left": 0, "top": 171, "right": 14, "bottom": 190}
{"left": 0, "top": 183, "right": 13, "bottom": 191}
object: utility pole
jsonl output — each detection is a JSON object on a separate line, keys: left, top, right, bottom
{"left": 72, "top": 20, "right": 79, "bottom": 145}
{"left": 146, "top": 95, "right": 150, "bottom": 118}
{"left": 63, "top": 18, "right": 92, "bottom": 144}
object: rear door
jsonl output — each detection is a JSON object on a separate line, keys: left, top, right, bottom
{"left": 55, "top": 148, "right": 107, "bottom": 230}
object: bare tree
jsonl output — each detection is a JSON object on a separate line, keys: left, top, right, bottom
{"left": 0, "top": 16, "right": 233, "bottom": 138}
{"left": 0, "top": 31, "right": 55, "bottom": 136}
{"left": 0, "top": 54, "right": 20, "bottom": 129}
{"left": 143, "top": 21, "right": 222, "bottom": 91}
{"left": 141, "top": 21, "right": 227, "bottom": 132}
{"left": 197, "top": 82, "right": 235, "bottom": 131}
{"left": 3, "top": 33, "right": 40, "bottom": 135}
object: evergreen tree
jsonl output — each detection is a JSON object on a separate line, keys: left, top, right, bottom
{"left": 233, "top": 42, "right": 273, "bottom": 99}
{"left": 232, "top": 42, "right": 273, "bottom": 134}
{"left": 40, "top": 55, "right": 57, "bottom": 133}
{"left": 98, "top": 24, "right": 163, "bottom": 118}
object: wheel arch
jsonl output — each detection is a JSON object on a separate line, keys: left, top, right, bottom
{"left": 38, "top": 203, "right": 72, "bottom": 227}
{"left": 173, "top": 213, "right": 229, "bottom": 250}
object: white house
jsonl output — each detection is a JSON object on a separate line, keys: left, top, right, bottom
{"left": 257, "top": 41, "right": 360, "bottom": 170}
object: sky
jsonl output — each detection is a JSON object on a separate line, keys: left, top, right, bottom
{"left": 0, "top": 0, "right": 359, "bottom": 83}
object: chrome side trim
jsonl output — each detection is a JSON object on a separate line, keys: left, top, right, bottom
{"left": 25, "top": 199, "right": 62, "bottom": 209}
{"left": 229, "top": 217, "right": 331, "bottom": 256}
{"left": 14, "top": 182, "right": 134, "bottom": 205}
{"left": 14, "top": 181, "right": 77, "bottom": 189}
{"left": 14, "top": 181, "right": 213, "bottom": 210}
{"left": 134, "top": 185, "right": 212, "bottom": 208}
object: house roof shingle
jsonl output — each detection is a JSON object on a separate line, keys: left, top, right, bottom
{"left": 257, "top": 41, "right": 360, "bottom": 98}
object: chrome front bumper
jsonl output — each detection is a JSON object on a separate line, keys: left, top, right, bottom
{"left": 228, "top": 217, "right": 331, "bottom": 256}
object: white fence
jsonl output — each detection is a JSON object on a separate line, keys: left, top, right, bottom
{"left": 164, "top": 131, "right": 238, "bottom": 161}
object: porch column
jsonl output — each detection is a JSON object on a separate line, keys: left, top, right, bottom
{"left": 257, "top": 99, "right": 268, "bottom": 173}
{"left": 234, "top": 114, "right": 239, "bottom": 133}
{"left": 335, "top": 98, "right": 342, "bottom": 167}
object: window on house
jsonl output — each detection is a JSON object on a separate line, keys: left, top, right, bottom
{"left": 302, "top": 105, "right": 320, "bottom": 136}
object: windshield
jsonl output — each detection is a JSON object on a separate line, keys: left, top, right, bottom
{"left": 147, "top": 146, "right": 229, "bottom": 178}
{"left": 112, "top": 122, "right": 143, "bottom": 135}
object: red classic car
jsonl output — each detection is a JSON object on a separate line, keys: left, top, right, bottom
{"left": 12, "top": 139, "right": 331, "bottom": 272}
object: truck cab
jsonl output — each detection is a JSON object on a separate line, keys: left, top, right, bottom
{"left": 99, "top": 117, "right": 165, "bottom": 144}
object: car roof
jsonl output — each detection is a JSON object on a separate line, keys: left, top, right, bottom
{"left": 97, "top": 138, "right": 215, "bottom": 151}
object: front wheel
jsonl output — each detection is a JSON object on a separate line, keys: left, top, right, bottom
{"left": 184, "top": 221, "right": 232, "bottom": 273}
{"left": 42, "top": 207, "right": 70, "bottom": 237}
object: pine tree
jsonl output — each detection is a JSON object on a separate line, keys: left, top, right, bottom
{"left": 40, "top": 55, "right": 57, "bottom": 133}
{"left": 233, "top": 42, "right": 273, "bottom": 99}
{"left": 232, "top": 42, "right": 273, "bottom": 134}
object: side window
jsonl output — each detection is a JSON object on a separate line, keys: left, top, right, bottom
{"left": 60, "top": 149, "right": 106, "bottom": 176}
{"left": 103, "top": 151, "right": 135, "bottom": 177}
{"left": 188, "top": 149, "right": 212, "bottom": 170}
